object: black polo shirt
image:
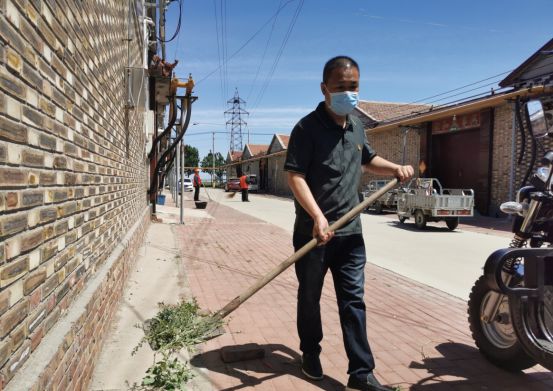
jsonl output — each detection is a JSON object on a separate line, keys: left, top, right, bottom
{"left": 284, "top": 102, "right": 377, "bottom": 236}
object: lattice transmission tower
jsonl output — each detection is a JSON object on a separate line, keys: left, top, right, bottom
{"left": 225, "top": 88, "right": 249, "bottom": 153}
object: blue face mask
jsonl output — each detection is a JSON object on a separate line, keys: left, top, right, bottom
{"left": 328, "top": 90, "right": 359, "bottom": 116}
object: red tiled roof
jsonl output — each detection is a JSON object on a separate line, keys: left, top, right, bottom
{"left": 247, "top": 144, "right": 269, "bottom": 157}
{"left": 276, "top": 134, "right": 290, "bottom": 148}
{"left": 356, "top": 100, "right": 431, "bottom": 122}
{"left": 229, "top": 151, "right": 242, "bottom": 161}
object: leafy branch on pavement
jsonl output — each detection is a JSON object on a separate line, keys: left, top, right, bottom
{"left": 132, "top": 299, "right": 224, "bottom": 390}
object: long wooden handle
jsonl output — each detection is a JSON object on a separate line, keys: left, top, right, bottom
{"left": 214, "top": 178, "right": 399, "bottom": 319}
{"left": 200, "top": 181, "right": 213, "bottom": 201}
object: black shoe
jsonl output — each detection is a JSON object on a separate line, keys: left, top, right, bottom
{"left": 301, "top": 353, "right": 324, "bottom": 381}
{"left": 345, "top": 373, "right": 393, "bottom": 391}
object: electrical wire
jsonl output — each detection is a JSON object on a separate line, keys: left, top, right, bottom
{"left": 376, "top": 58, "right": 553, "bottom": 125}
{"left": 395, "top": 58, "right": 553, "bottom": 112}
{"left": 172, "top": 0, "right": 182, "bottom": 60}
{"left": 246, "top": 0, "right": 283, "bottom": 101}
{"left": 222, "top": 0, "right": 230, "bottom": 100}
{"left": 196, "top": 0, "right": 296, "bottom": 86}
{"left": 157, "top": 0, "right": 182, "bottom": 43}
{"left": 425, "top": 80, "right": 505, "bottom": 105}
{"left": 213, "top": 0, "right": 226, "bottom": 109}
{"left": 251, "top": 0, "right": 304, "bottom": 112}
{"left": 185, "top": 131, "right": 275, "bottom": 136}
{"left": 406, "top": 69, "right": 513, "bottom": 105}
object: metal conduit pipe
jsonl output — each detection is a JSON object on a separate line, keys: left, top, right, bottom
{"left": 156, "top": 94, "right": 188, "bottom": 181}
{"left": 148, "top": 96, "right": 177, "bottom": 159}
{"left": 150, "top": 95, "right": 193, "bottom": 212}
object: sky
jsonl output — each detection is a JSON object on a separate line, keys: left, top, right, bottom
{"left": 162, "top": 0, "right": 552, "bottom": 162}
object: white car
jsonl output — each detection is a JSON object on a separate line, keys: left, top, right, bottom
{"left": 178, "top": 178, "right": 194, "bottom": 193}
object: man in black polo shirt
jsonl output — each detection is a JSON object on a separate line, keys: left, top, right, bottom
{"left": 284, "top": 56, "right": 413, "bottom": 391}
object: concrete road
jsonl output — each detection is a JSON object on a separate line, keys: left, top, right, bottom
{"left": 197, "top": 188, "right": 509, "bottom": 300}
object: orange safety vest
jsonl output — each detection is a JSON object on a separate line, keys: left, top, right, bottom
{"left": 239, "top": 175, "right": 248, "bottom": 189}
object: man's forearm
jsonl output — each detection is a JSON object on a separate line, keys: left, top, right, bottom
{"left": 364, "top": 156, "right": 400, "bottom": 176}
{"left": 287, "top": 172, "right": 324, "bottom": 220}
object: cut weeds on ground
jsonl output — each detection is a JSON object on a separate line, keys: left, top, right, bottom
{"left": 131, "top": 299, "right": 223, "bottom": 390}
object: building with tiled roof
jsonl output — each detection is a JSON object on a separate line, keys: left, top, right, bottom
{"left": 267, "top": 134, "right": 289, "bottom": 154}
{"left": 226, "top": 151, "right": 243, "bottom": 162}
{"left": 354, "top": 101, "right": 431, "bottom": 127}
{"left": 243, "top": 144, "right": 269, "bottom": 159}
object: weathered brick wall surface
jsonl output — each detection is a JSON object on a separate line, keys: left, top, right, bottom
{"left": 490, "top": 103, "right": 515, "bottom": 215}
{"left": 0, "top": 0, "right": 149, "bottom": 388}
{"left": 490, "top": 102, "right": 553, "bottom": 216}
{"left": 363, "top": 126, "right": 421, "bottom": 186}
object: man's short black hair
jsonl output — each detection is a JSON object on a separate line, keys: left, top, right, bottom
{"left": 323, "top": 56, "right": 359, "bottom": 83}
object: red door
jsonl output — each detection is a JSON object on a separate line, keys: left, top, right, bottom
{"left": 432, "top": 129, "right": 482, "bottom": 210}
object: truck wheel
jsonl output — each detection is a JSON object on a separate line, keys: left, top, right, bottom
{"left": 398, "top": 216, "right": 406, "bottom": 224}
{"left": 374, "top": 202, "right": 383, "bottom": 214}
{"left": 446, "top": 217, "right": 459, "bottom": 231}
{"left": 414, "top": 210, "right": 426, "bottom": 229}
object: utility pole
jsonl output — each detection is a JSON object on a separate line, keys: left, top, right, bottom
{"left": 159, "top": 0, "right": 166, "bottom": 60}
{"left": 180, "top": 142, "right": 184, "bottom": 224}
{"left": 212, "top": 132, "right": 215, "bottom": 188}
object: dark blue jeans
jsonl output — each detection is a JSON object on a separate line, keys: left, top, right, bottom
{"left": 293, "top": 232, "right": 375, "bottom": 381}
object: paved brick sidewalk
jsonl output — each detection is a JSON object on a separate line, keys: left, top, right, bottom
{"left": 175, "top": 200, "right": 552, "bottom": 390}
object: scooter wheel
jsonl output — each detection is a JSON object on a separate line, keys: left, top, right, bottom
{"left": 509, "top": 285, "right": 553, "bottom": 371}
{"left": 467, "top": 275, "right": 536, "bottom": 371}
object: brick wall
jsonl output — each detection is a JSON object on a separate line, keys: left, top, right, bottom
{"left": 489, "top": 103, "right": 515, "bottom": 215}
{"left": 0, "top": 0, "right": 149, "bottom": 388}
{"left": 363, "top": 126, "right": 421, "bottom": 186}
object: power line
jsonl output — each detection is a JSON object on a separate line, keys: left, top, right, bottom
{"left": 246, "top": 0, "right": 283, "bottom": 101}
{"left": 196, "top": 0, "right": 296, "bottom": 85}
{"left": 368, "top": 58, "right": 553, "bottom": 125}
{"left": 251, "top": 0, "right": 304, "bottom": 111}
{"left": 406, "top": 69, "right": 513, "bottom": 105}
{"left": 425, "top": 80, "right": 504, "bottom": 105}
{"left": 220, "top": 0, "right": 229, "bottom": 101}
{"left": 185, "top": 131, "right": 275, "bottom": 136}
{"left": 158, "top": 0, "right": 182, "bottom": 43}
{"left": 213, "top": 0, "right": 226, "bottom": 109}
{"left": 404, "top": 58, "right": 553, "bottom": 107}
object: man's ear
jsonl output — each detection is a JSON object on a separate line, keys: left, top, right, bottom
{"left": 320, "top": 82, "right": 326, "bottom": 95}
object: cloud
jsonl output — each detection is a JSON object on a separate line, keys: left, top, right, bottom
{"left": 358, "top": 11, "right": 503, "bottom": 33}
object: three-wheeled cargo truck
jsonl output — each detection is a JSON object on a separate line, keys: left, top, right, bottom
{"left": 397, "top": 178, "right": 474, "bottom": 230}
{"left": 363, "top": 179, "right": 398, "bottom": 213}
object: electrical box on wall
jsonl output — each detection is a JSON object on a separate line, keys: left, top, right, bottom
{"left": 127, "top": 67, "right": 149, "bottom": 111}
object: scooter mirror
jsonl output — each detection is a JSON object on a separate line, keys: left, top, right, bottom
{"left": 527, "top": 100, "right": 549, "bottom": 138}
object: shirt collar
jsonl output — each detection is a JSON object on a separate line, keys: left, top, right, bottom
{"left": 315, "top": 101, "right": 354, "bottom": 132}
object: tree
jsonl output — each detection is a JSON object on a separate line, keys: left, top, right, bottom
{"left": 200, "top": 152, "right": 225, "bottom": 182}
{"left": 183, "top": 145, "right": 199, "bottom": 176}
